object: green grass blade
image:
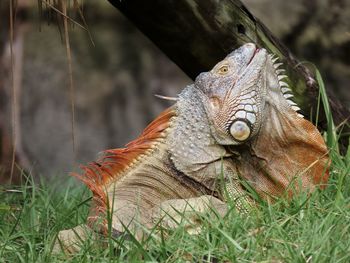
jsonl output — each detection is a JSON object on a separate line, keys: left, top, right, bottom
{"left": 315, "top": 68, "right": 339, "bottom": 153}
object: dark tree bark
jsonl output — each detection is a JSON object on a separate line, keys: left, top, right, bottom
{"left": 108, "top": 0, "right": 349, "bottom": 146}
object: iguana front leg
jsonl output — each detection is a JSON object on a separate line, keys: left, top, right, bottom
{"left": 152, "top": 159, "right": 252, "bottom": 232}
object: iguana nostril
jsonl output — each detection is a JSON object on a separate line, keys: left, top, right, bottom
{"left": 230, "top": 120, "right": 251, "bottom": 142}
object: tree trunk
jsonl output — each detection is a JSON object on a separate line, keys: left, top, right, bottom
{"left": 108, "top": 0, "right": 349, "bottom": 147}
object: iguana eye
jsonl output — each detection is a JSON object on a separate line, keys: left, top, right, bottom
{"left": 217, "top": 65, "right": 229, "bottom": 75}
{"left": 230, "top": 120, "right": 251, "bottom": 142}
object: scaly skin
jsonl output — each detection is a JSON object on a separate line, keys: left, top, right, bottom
{"left": 54, "top": 43, "right": 329, "bottom": 253}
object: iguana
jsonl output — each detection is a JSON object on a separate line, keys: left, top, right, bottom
{"left": 54, "top": 43, "right": 329, "bottom": 252}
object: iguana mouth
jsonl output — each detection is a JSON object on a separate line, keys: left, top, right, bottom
{"left": 246, "top": 46, "right": 261, "bottom": 66}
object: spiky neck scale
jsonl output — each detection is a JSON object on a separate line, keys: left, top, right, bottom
{"left": 268, "top": 54, "right": 303, "bottom": 118}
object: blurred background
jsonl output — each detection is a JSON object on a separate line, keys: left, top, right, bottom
{"left": 0, "top": 0, "right": 349, "bottom": 183}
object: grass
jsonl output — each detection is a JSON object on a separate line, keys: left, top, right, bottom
{"left": 0, "top": 74, "right": 349, "bottom": 262}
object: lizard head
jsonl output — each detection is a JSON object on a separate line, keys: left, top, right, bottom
{"left": 195, "top": 43, "right": 295, "bottom": 145}
{"left": 194, "top": 43, "right": 329, "bottom": 199}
